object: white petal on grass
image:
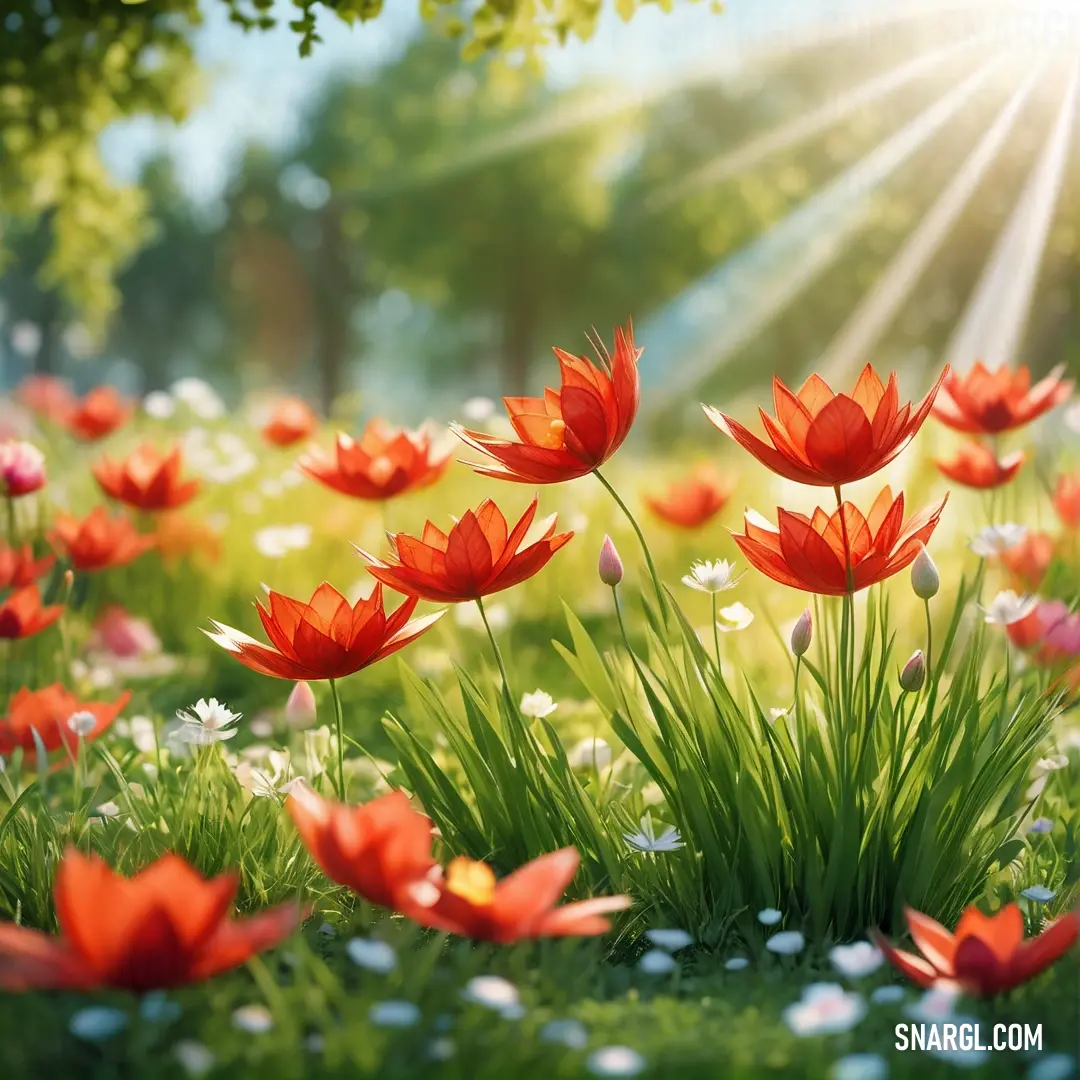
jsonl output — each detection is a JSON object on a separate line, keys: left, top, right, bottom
{"left": 831, "top": 1052, "right": 889, "bottom": 1080}
{"left": 623, "top": 813, "right": 684, "bottom": 853}
{"left": 1021, "top": 885, "right": 1056, "bottom": 904}
{"left": 1033, "top": 755, "right": 1069, "bottom": 775}
{"left": 232, "top": 1004, "right": 274, "bottom": 1033}
{"left": 766, "top": 930, "right": 805, "bottom": 955}
{"left": 645, "top": 928, "right": 693, "bottom": 952}
{"left": 346, "top": 937, "right": 397, "bottom": 974}
{"left": 540, "top": 1019, "right": 589, "bottom": 1049}
{"left": 783, "top": 985, "right": 866, "bottom": 1036}
{"left": 461, "top": 975, "right": 520, "bottom": 1015}
{"left": 638, "top": 948, "right": 677, "bottom": 975}
{"left": 175, "top": 697, "right": 241, "bottom": 745}
{"left": 725, "top": 956, "right": 750, "bottom": 971}
{"left": 716, "top": 602, "right": 754, "bottom": 632}
{"left": 174, "top": 1040, "right": 216, "bottom": 1077}
{"left": 828, "top": 941, "right": 885, "bottom": 978}
{"left": 586, "top": 1046, "right": 647, "bottom": 1077}
{"left": 980, "top": 590, "right": 1038, "bottom": 627}
{"left": 369, "top": 1000, "right": 421, "bottom": 1028}
{"left": 520, "top": 689, "right": 558, "bottom": 718}
{"left": 757, "top": 908, "right": 783, "bottom": 926}
{"left": 70, "top": 1006, "right": 128, "bottom": 1040}
{"left": 969, "top": 523, "right": 1027, "bottom": 557}
{"left": 1027, "top": 1054, "right": 1077, "bottom": 1080}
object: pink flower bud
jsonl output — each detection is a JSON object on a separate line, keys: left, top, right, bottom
{"left": 285, "top": 681, "right": 317, "bottom": 728}
{"left": 598, "top": 535, "right": 624, "bottom": 587}
{"left": 899, "top": 650, "right": 926, "bottom": 693}
{"left": 92, "top": 606, "right": 160, "bottom": 659}
{"left": 0, "top": 440, "right": 46, "bottom": 497}
{"left": 790, "top": 609, "right": 812, "bottom": 657}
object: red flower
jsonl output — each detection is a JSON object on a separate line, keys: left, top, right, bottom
{"left": 301, "top": 420, "right": 451, "bottom": 500}
{"left": 153, "top": 512, "right": 222, "bottom": 564}
{"left": 15, "top": 375, "right": 74, "bottom": 425}
{"left": 872, "top": 903, "right": 1079, "bottom": 997}
{"left": 0, "top": 544, "right": 55, "bottom": 590}
{"left": 287, "top": 787, "right": 437, "bottom": 909}
{"left": 405, "top": 849, "right": 631, "bottom": 942}
{"left": 0, "top": 440, "right": 46, "bottom": 497}
{"left": 206, "top": 581, "right": 442, "bottom": 681}
{"left": 263, "top": 397, "right": 318, "bottom": 448}
{"left": 358, "top": 495, "right": 573, "bottom": 603}
{"left": 93, "top": 444, "right": 200, "bottom": 512}
{"left": 731, "top": 487, "right": 947, "bottom": 595}
{"left": 932, "top": 362, "right": 1073, "bottom": 435}
{"left": 64, "top": 387, "right": 132, "bottom": 442}
{"left": 1001, "top": 532, "right": 1055, "bottom": 592}
{"left": 0, "top": 684, "right": 130, "bottom": 757}
{"left": 0, "top": 584, "right": 63, "bottom": 640}
{"left": 0, "top": 849, "right": 302, "bottom": 992}
{"left": 453, "top": 322, "right": 641, "bottom": 484}
{"left": 1054, "top": 472, "right": 1080, "bottom": 529}
{"left": 51, "top": 507, "right": 155, "bottom": 572}
{"left": 646, "top": 469, "right": 733, "bottom": 529}
{"left": 704, "top": 365, "right": 947, "bottom": 487}
{"left": 935, "top": 441, "right": 1023, "bottom": 489}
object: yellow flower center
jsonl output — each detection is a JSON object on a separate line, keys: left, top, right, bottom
{"left": 539, "top": 418, "right": 566, "bottom": 450}
{"left": 444, "top": 857, "right": 496, "bottom": 906}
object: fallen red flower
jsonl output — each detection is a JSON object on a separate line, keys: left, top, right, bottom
{"left": 64, "top": 387, "right": 132, "bottom": 442}
{"left": 453, "top": 322, "right": 641, "bottom": 484}
{"left": 0, "top": 684, "right": 130, "bottom": 757}
{"left": 263, "top": 396, "right": 318, "bottom": 448}
{"left": 0, "top": 584, "right": 63, "bottom": 640}
{"left": 646, "top": 469, "right": 733, "bottom": 529}
{"left": 0, "top": 544, "right": 55, "bottom": 590}
{"left": 704, "top": 365, "right": 947, "bottom": 487}
{"left": 358, "top": 495, "right": 573, "bottom": 602}
{"left": 0, "top": 849, "right": 302, "bottom": 992}
{"left": 93, "top": 444, "right": 201, "bottom": 512}
{"left": 935, "top": 441, "right": 1024, "bottom": 489}
{"left": 51, "top": 507, "right": 155, "bottom": 572}
{"left": 932, "top": 362, "right": 1073, "bottom": 435}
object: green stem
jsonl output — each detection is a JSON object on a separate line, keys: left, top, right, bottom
{"left": 3, "top": 495, "right": 15, "bottom": 545}
{"left": 711, "top": 592, "right": 722, "bottom": 675}
{"left": 923, "top": 599, "right": 934, "bottom": 691}
{"left": 476, "top": 596, "right": 514, "bottom": 707}
{"left": 329, "top": 677, "right": 346, "bottom": 801}
{"left": 593, "top": 468, "right": 664, "bottom": 607}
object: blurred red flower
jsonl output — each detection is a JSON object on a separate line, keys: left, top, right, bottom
{"left": 1001, "top": 531, "right": 1055, "bottom": 592}
{"left": 873, "top": 903, "right": 1079, "bottom": 997}
{"left": 0, "top": 849, "right": 302, "bottom": 992}
{"left": 0, "top": 544, "right": 55, "bottom": 590}
{"left": 732, "top": 487, "right": 947, "bottom": 595}
{"left": 206, "top": 581, "right": 441, "bottom": 680}
{"left": 301, "top": 420, "right": 450, "bottom": 500}
{"left": 15, "top": 375, "right": 74, "bottom": 425}
{"left": 1054, "top": 472, "right": 1080, "bottom": 529}
{"left": 932, "top": 362, "right": 1073, "bottom": 435}
{"left": 93, "top": 444, "right": 200, "bottom": 512}
{"left": 359, "top": 495, "right": 573, "bottom": 603}
{"left": 0, "top": 584, "right": 63, "bottom": 640}
{"left": 263, "top": 396, "right": 318, "bottom": 448}
{"left": 0, "top": 440, "right": 46, "bottom": 497}
{"left": 935, "top": 441, "right": 1024, "bottom": 489}
{"left": 646, "top": 469, "right": 733, "bottom": 529}
{"left": 64, "top": 387, "right": 132, "bottom": 442}
{"left": 453, "top": 322, "right": 641, "bottom": 484}
{"left": 704, "top": 365, "right": 947, "bottom": 487}
{"left": 51, "top": 507, "right": 154, "bottom": 572}
{"left": 153, "top": 511, "right": 222, "bottom": 564}
{"left": 0, "top": 684, "right": 130, "bottom": 757}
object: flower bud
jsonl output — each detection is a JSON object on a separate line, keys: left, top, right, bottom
{"left": 910, "top": 544, "right": 939, "bottom": 600}
{"left": 285, "top": 681, "right": 318, "bottom": 728}
{"left": 0, "top": 440, "right": 46, "bottom": 497}
{"left": 899, "top": 649, "right": 926, "bottom": 693}
{"left": 598, "top": 535, "right": 624, "bottom": 587}
{"left": 790, "top": 609, "right": 812, "bottom": 657}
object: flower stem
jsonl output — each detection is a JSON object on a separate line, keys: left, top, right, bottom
{"left": 711, "top": 592, "right": 722, "bottom": 675}
{"left": 476, "top": 595, "right": 514, "bottom": 707}
{"left": 329, "top": 677, "right": 346, "bottom": 801}
{"left": 593, "top": 468, "right": 664, "bottom": 607}
{"left": 923, "top": 599, "right": 934, "bottom": 690}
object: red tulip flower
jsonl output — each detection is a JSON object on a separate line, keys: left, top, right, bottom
{"left": 287, "top": 786, "right": 437, "bottom": 909}
{"left": 301, "top": 420, "right": 451, "bottom": 500}
{"left": 93, "top": 444, "right": 200, "bottom": 512}
{"left": 0, "top": 849, "right": 302, "bottom": 992}
{"left": 932, "top": 362, "right": 1073, "bottom": 435}
{"left": 1054, "top": 472, "right": 1080, "bottom": 530}
{"left": 406, "top": 849, "right": 631, "bottom": 942}
{"left": 704, "top": 365, "right": 947, "bottom": 487}
{"left": 935, "top": 441, "right": 1024, "bottom": 489}
{"left": 0, "top": 584, "right": 63, "bottom": 640}
{"left": 646, "top": 469, "right": 733, "bottom": 529}
{"left": 358, "top": 495, "right": 573, "bottom": 603}
{"left": 0, "top": 544, "right": 55, "bottom": 590}
{"left": 65, "top": 387, "right": 132, "bottom": 442}
{"left": 872, "top": 903, "right": 1079, "bottom": 997}
{"left": 732, "top": 487, "right": 947, "bottom": 595}
{"left": 1001, "top": 532, "right": 1055, "bottom": 592}
{"left": 263, "top": 396, "right": 318, "bottom": 448}
{"left": 51, "top": 507, "right": 155, "bottom": 572}
{"left": 453, "top": 322, "right": 641, "bottom": 484}
{"left": 0, "top": 685, "right": 130, "bottom": 757}
{"left": 206, "top": 581, "right": 442, "bottom": 681}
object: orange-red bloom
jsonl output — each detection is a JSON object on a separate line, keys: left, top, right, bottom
{"left": 872, "top": 903, "right": 1079, "bottom": 997}
{"left": 206, "top": 581, "right": 441, "bottom": 681}
{"left": 732, "top": 487, "right": 947, "bottom": 595}
{"left": 287, "top": 786, "right": 437, "bottom": 909}
{"left": 933, "top": 362, "right": 1073, "bottom": 435}
{"left": 93, "top": 443, "right": 200, "bottom": 512}
{"left": 646, "top": 469, "right": 733, "bottom": 529}
{"left": 153, "top": 511, "right": 222, "bottom": 564}
{"left": 15, "top": 375, "right": 74, "bottom": 425}
{"left": 263, "top": 396, "right": 318, "bottom": 448}
{"left": 64, "top": 387, "right": 132, "bottom": 442}
{"left": 935, "top": 441, "right": 1023, "bottom": 489}
{"left": 1054, "top": 472, "right": 1080, "bottom": 529}
{"left": 359, "top": 495, "right": 573, "bottom": 603}
{"left": 301, "top": 420, "right": 451, "bottom": 500}
{"left": 0, "top": 544, "right": 55, "bottom": 590}
{"left": 0, "top": 849, "right": 302, "bottom": 992}
{"left": 51, "top": 507, "right": 154, "bottom": 572}
{"left": 1001, "top": 531, "right": 1055, "bottom": 592}
{"left": 0, "top": 684, "right": 130, "bottom": 757}
{"left": 453, "top": 322, "right": 641, "bottom": 484}
{"left": 0, "top": 584, "right": 63, "bottom": 640}
{"left": 704, "top": 365, "right": 947, "bottom": 487}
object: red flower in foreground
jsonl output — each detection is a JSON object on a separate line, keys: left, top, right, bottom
{"left": 15, "top": 375, "right": 74, "bottom": 425}
{"left": 731, "top": 487, "right": 947, "bottom": 595}
{"left": 935, "top": 441, "right": 1024, "bottom": 489}
{"left": 646, "top": 469, "right": 733, "bottom": 529}
{"left": 51, "top": 507, "right": 155, "bottom": 572}
{"left": 453, "top": 322, "right": 641, "bottom": 484}
{"left": 0, "top": 849, "right": 302, "bottom": 992}
{"left": 206, "top": 581, "right": 441, "bottom": 680}
{"left": 704, "top": 365, "right": 947, "bottom": 487}
{"left": 0, "top": 684, "right": 130, "bottom": 757}
{"left": 0, "top": 584, "right": 63, "bottom": 640}
{"left": 932, "top": 362, "right": 1073, "bottom": 435}
{"left": 872, "top": 903, "right": 1080, "bottom": 997}
{"left": 93, "top": 444, "right": 200, "bottom": 512}
{"left": 64, "top": 387, "right": 132, "bottom": 442}
{"left": 1001, "top": 532, "right": 1055, "bottom": 592}
{"left": 301, "top": 420, "right": 451, "bottom": 500}
{"left": 1054, "top": 472, "right": 1080, "bottom": 530}
{"left": 263, "top": 396, "right": 318, "bottom": 448}
{"left": 358, "top": 495, "right": 573, "bottom": 603}
{"left": 287, "top": 786, "right": 437, "bottom": 909}
{"left": 0, "top": 544, "right": 55, "bottom": 590}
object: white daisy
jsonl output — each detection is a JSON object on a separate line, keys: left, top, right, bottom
{"left": 682, "top": 559, "right": 742, "bottom": 593}
{"left": 624, "top": 813, "right": 684, "bottom": 853}
{"left": 981, "top": 590, "right": 1038, "bottom": 627}
{"left": 519, "top": 689, "right": 557, "bottom": 719}
{"left": 969, "top": 523, "right": 1027, "bottom": 557}
{"left": 174, "top": 698, "right": 241, "bottom": 745}
{"left": 716, "top": 602, "right": 754, "bottom": 632}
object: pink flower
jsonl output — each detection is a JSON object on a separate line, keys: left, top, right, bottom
{"left": 0, "top": 441, "right": 46, "bottom": 497}
{"left": 92, "top": 607, "right": 161, "bottom": 659}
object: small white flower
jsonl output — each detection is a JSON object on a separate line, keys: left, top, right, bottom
{"left": 128, "top": 716, "right": 158, "bottom": 754}
{"left": 624, "top": 813, "right": 684, "bottom": 853}
{"left": 234, "top": 750, "right": 304, "bottom": 798}
{"left": 171, "top": 377, "right": 225, "bottom": 420}
{"left": 869, "top": 985, "right": 905, "bottom": 1005}
{"left": 783, "top": 984, "right": 866, "bottom": 1036}
{"left": 568, "top": 736, "right": 612, "bottom": 771}
{"left": 96, "top": 801, "right": 121, "bottom": 818}
{"left": 970, "top": 523, "right": 1027, "bottom": 557}
{"left": 519, "top": 689, "right": 557, "bottom": 719}
{"left": 143, "top": 391, "right": 176, "bottom": 420}
{"left": 637, "top": 949, "right": 677, "bottom": 975}
{"left": 905, "top": 984, "right": 960, "bottom": 1022}
{"left": 830, "top": 1052, "right": 889, "bottom": 1080}
{"left": 540, "top": 1019, "right": 589, "bottom": 1049}
{"left": 1021, "top": 885, "right": 1056, "bottom": 904}
{"left": 682, "top": 559, "right": 742, "bottom": 593}
{"left": 369, "top": 1000, "right": 420, "bottom": 1028}
{"left": 724, "top": 956, "right": 750, "bottom": 971}
{"left": 346, "top": 937, "right": 397, "bottom": 974}
{"left": 981, "top": 590, "right": 1038, "bottom": 626}
{"left": 462, "top": 396, "right": 497, "bottom": 422}
{"left": 645, "top": 928, "right": 693, "bottom": 952}
{"left": 716, "top": 602, "right": 754, "bottom": 632}
{"left": 70, "top": 1006, "right": 128, "bottom": 1041}
{"left": 766, "top": 930, "right": 805, "bottom": 955}
{"left": 757, "top": 908, "right": 783, "bottom": 926}
{"left": 1033, "top": 754, "right": 1069, "bottom": 776}
{"left": 461, "top": 976, "right": 520, "bottom": 1017}
{"left": 175, "top": 698, "right": 241, "bottom": 745}
{"left": 586, "top": 1046, "right": 647, "bottom": 1077}
{"left": 174, "top": 1040, "right": 216, "bottom": 1077}
{"left": 232, "top": 1004, "right": 274, "bottom": 1033}
{"left": 67, "top": 711, "right": 97, "bottom": 737}
{"left": 828, "top": 941, "right": 884, "bottom": 978}
{"left": 253, "top": 524, "right": 312, "bottom": 559}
